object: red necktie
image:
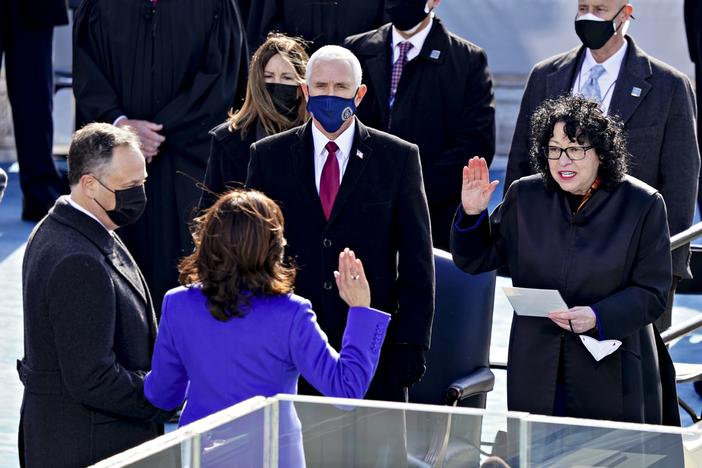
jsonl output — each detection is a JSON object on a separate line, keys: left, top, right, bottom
{"left": 319, "top": 141, "right": 340, "bottom": 220}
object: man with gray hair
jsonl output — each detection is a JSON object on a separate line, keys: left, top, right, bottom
{"left": 247, "top": 45, "right": 435, "bottom": 404}
{"left": 18, "top": 123, "right": 172, "bottom": 467}
{"left": 504, "top": 0, "right": 700, "bottom": 332}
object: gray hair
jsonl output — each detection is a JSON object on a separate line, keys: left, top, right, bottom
{"left": 67, "top": 123, "right": 141, "bottom": 186}
{"left": 305, "top": 45, "right": 363, "bottom": 88}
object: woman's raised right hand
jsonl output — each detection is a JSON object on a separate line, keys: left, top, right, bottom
{"left": 334, "top": 248, "right": 371, "bottom": 308}
{"left": 461, "top": 156, "right": 500, "bottom": 215}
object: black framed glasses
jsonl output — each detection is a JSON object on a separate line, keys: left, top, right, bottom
{"left": 544, "top": 146, "right": 594, "bottom": 161}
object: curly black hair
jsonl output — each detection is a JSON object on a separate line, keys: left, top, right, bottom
{"left": 529, "top": 94, "right": 629, "bottom": 191}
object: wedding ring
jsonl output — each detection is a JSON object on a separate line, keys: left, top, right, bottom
{"left": 351, "top": 275, "right": 360, "bottom": 280}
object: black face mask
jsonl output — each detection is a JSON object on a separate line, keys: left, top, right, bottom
{"left": 265, "top": 83, "right": 301, "bottom": 121}
{"left": 574, "top": 5, "right": 626, "bottom": 50}
{"left": 93, "top": 177, "right": 147, "bottom": 227}
{"left": 386, "top": 0, "right": 430, "bottom": 32}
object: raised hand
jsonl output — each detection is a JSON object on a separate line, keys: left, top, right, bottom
{"left": 333, "top": 248, "right": 371, "bottom": 308}
{"left": 461, "top": 156, "right": 499, "bottom": 215}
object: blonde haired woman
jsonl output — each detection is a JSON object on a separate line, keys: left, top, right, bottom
{"left": 201, "top": 33, "right": 309, "bottom": 208}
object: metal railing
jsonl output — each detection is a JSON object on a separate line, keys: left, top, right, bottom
{"left": 663, "top": 221, "right": 702, "bottom": 345}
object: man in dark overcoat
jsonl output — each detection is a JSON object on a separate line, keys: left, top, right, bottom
{"left": 18, "top": 124, "right": 172, "bottom": 467}
{"left": 343, "top": 0, "right": 495, "bottom": 249}
{"left": 1, "top": 0, "right": 69, "bottom": 220}
{"left": 504, "top": 0, "right": 700, "bottom": 331}
{"left": 247, "top": 45, "right": 434, "bottom": 404}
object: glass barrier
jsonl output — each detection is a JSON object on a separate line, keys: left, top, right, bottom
{"left": 93, "top": 394, "right": 702, "bottom": 467}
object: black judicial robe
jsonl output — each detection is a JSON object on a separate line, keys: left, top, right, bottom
{"left": 451, "top": 175, "right": 680, "bottom": 426}
{"left": 73, "top": 0, "right": 247, "bottom": 312}
{"left": 243, "top": 0, "right": 386, "bottom": 53}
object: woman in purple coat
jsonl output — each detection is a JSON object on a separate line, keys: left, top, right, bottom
{"left": 144, "top": 189, "right": 390, "bottom": 464}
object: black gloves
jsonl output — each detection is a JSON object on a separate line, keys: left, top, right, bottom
{"left": 385, "top": 344, "right": 426, "bottom": 388}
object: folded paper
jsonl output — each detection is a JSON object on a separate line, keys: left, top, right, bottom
{"left": 579, "top": 335, "right": 622, "bottom": 362}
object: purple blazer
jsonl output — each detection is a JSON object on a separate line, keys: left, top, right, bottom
{"left": 144, "top": 286, "right": 390, "bottom": 425}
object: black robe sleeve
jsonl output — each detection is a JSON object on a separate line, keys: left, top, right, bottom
{"left": 73, "top": 0, "right": 127, "bottom": 126}
{"left": 151, "top": 1, "right": 247, "bottom": 159}
{"left": 450, "top": 183, "right": 515, "bottom": 274}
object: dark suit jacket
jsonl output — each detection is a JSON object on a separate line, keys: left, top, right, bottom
{"left": 247, "top": 120, "right": 434, "bottom": 354}
{"left": 343, "top": 19, "right": 495, "bottom": 249}
{"left": 200, "top": 121, "right": 258, "bottom": 209}
{"left": 505, "top": 36, "right": 700, "bottom": 278}
{"left": 452, "top": 175, "right": 679, "bottom": 426}
{"left": 19, "top": 197, "right": 169, "bottom": 467}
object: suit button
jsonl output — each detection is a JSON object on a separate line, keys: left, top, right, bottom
{"left": 323, "top": 238, "right": 332, "bottom": 248}
{"left": 323, "top": 281, "right": 332, "bottom": 290}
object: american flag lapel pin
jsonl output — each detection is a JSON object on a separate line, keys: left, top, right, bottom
{"left": 631, "top": 87, "right": 642, "bottom": 97}
{"left": 356, "top": 150, "right": 364, "bottom": 159}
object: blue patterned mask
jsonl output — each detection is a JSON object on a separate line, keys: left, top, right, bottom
{"left": 306, "top": 93, "right": 357, "bottom": 133}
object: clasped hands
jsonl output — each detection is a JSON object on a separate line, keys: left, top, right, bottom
{"left": 116, "top": 119, "right": 165, "bottom": 162}
{"left": 549, "top": 306, "right": 597, "bottom": 334}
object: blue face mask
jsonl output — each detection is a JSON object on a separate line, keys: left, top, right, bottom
{"left": 306, "top": 93, "right": 357, "bottom": 133}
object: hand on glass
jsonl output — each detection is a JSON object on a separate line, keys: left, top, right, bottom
{"left": 549, "top": 306, "right": 597, "bottom": 334}
{"left": 334, "top": 248, "right": 371, "bottom": 308}
{"left": 461, "top": 156, "right": 499, "bottom": 215}
{"left": 116, "top": 119, "right": 166, "bottom": 162}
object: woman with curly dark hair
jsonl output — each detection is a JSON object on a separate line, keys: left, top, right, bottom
{"left": 144, "top": 190, "right": 390, "bottom": 442}
{"left": 451, "top": 94, "right": 679, "bottom": 426}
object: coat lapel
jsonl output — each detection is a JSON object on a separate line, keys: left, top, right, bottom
{"left": 415, "top": 18, "right": 448, "bottom": 65}
{"left": 362, "top": 25, "right": 393, "bottom": 125}
{"left": 546, "top": 46, "right": 583, "bottom": 98}
{"left": 327, "top": 120, "right": 372, "bottom": 226}
{"left": 609, "top": 37, "right": 653, "bottom": 125}
{"left": 50, "top": 197, "right": 149, "bottom": 306}
{"left": 291, "top": 122, "right": 327, "bottom": 223}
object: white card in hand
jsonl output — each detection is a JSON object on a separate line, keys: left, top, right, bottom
{"left": 502, "top": 287, "right": 568, "bottom": 317}
{"left": 579, "top": 335, "right": 622, "bottom": 362}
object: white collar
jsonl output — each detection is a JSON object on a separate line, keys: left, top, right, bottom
{"left": 67, "top": 195, "right": 112, "bottom": 233}
{"left": 391, "top": 15, "right": 434, "bottom": 60}
{"left": 582, "top": 40, "right": 628, "bottom": 77}
{"left": 311, "top": 117, "right": 356, "bottom": 159}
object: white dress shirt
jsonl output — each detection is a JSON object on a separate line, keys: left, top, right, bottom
{"left": 312, "top": 119, "right": 356, "bottom": 194}
{"left": 391, "top": 14, "right": 434, "bottom": 64}
{"left": 572, "top": 41, "right": 628, "bottom": 115}
{"left": 67, "top": 195, "right": 112, "bottom": 233}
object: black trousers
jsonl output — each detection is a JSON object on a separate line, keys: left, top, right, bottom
{"left": 0, "top": 0, "right": 64, "bottom": 215}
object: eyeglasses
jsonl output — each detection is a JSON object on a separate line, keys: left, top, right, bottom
{"left": 544, "top": 146, "right": 594, "bottom": 161}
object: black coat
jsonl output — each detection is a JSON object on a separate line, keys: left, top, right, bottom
{"left": 343, "top": 19, "right": 495, "bottom": 249}
{"left": 247, "top": 120, "right": 435, "bottom": 397}
{"left": 451, "top": 175, "right": 679, "bottom": 426}
{"left": 73, "top": 0, "right": 248, "bottom": 312}
{"left": 18, "top": 197, "right": 171, "bottom": 467}
{"left": 20, "top": 0, "right": 68, "bottom": 27}
{"left": 504, "top": 36, "right": 700, "bottom": 279}
{"left": 200, "top": 122, "right": 258, "bottom": 210}
{"left": 243, "top": 0, "right": 386, "bottom": 53}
